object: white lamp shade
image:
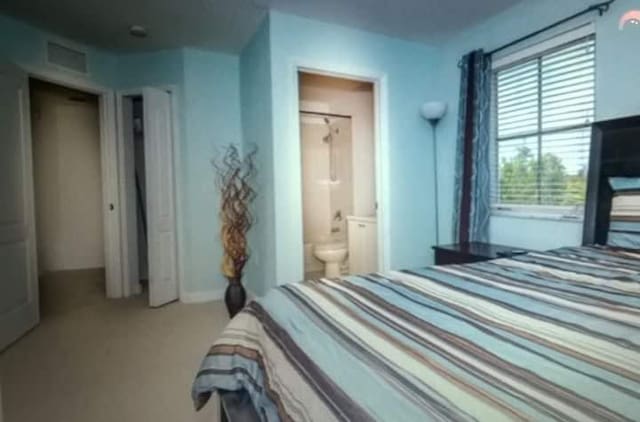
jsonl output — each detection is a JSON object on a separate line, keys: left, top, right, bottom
{"left": 421, "top": 101, "right": 447, "bottom": 122}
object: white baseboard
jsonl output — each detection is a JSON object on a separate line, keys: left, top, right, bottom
{"left": 181, "top": 285, "right": 262, "bottom": 304}
{"left": 180, "top": 288, "right": 225, "bottom": 304}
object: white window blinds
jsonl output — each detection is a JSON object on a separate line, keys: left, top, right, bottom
{"left": 493, "top": 35, "right": 595, "bottom": 217}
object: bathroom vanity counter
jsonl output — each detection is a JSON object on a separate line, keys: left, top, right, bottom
{"left": 347, "top": 216, "right": 378, "bottom": 274}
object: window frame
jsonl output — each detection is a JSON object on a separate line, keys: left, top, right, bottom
{"left": 490, "top": 25, "right": 596, "bottom": 221}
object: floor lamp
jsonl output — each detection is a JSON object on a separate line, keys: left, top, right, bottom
{"left": 421, "top": 101, "right": 447, "bottom": 246}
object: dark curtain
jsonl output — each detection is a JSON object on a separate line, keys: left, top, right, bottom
{"left": 453, "top": 50, "right": 492, "bottom": 243}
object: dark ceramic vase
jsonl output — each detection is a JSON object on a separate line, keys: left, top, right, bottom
{"left": 224, "top": 280, "right": 246, "bottom": 318}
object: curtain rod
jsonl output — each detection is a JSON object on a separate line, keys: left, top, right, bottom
{"left": 299, "top": 110, "right": 352, "bottom": 119}
{"left": 487, "top": 0, "right": 615, "bottom": 57}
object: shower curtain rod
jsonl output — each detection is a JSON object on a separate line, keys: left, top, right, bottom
{"left": 299, "top": 110, "right": 352, "bottom": 119}
{"left": 487, "top": 0, "right": 615, "bottom": 57}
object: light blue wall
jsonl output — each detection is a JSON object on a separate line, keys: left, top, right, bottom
{"left": 489, "top": 216, "right": 583, "bottom": 251}
{"left": 6, "top": 0, "right": 639, "bottom": 299}
{"left": 1, "top": 12, "right": 245, "bottom": 298}
{"left": 267, "top": 11, "right": 439, "bottom": 286}
{"left": 0, "top": 14, "right": 117, "bottom": 87}
{"left": 181, "top": 48, "right": 244, "bottom": 295}
{"left": 116, "top": 48, "right": 245, "bottom": 296}
{"left": 594, "top": 0, "right": 640, "bottom": 121}
{"left": 116, "top": 50, "right": 184, "bottom": 89}
{"left": 434, "top": 0, "right": 640, "bottom": 251}
{"left": 239, "top": 20, "right": 276, "bottom": 296}
{"left": 90, "top": 46, "right": 245, "bottom": 296}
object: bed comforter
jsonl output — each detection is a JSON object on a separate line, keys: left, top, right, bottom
{"left": 192, "top": 246, "right": 640, "bottom": 421}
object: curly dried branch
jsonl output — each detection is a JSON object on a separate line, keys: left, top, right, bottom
{"left": 213, "top": 144, "right": 258, "bottom": 283}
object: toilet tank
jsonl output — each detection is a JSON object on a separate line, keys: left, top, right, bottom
{"left": 347, "top": 216, "right": 378, "bottom": 274}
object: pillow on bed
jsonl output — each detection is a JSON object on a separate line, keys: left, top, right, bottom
{"left": 608, "top": 177, "right": 640, "bottom": 249}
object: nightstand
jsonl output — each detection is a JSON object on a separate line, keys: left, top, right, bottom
{"left": 432, "top": 242, "right": 530, "bottom": 265}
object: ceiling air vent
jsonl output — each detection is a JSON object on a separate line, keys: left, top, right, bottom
{"left": 46, "top": 41, "right": 88, "bottom": 74}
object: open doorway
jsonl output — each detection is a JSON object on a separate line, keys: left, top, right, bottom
{"left": 0, "top": 60, "right": 124, "bottom": 350}
{"left": 29, "top": 79, "right": 105, "bottom": 317}
{"left": 298, "top": 72, "right": 378, "bottom": 280}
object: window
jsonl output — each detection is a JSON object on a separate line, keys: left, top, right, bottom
{"left": 492, "top": 35, "right": 595, "bottom": 218}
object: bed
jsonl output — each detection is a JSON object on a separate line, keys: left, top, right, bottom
{"left": 192, "top": 116, "right": 640, "bottom": 421}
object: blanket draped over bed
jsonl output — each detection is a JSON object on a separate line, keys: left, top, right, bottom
{"left": 192, "top": 246, "right": 640, "bottom": 421}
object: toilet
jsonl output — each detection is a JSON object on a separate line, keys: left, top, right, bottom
{"left": 314, "top": 241, "right": 348, "bottom": 278}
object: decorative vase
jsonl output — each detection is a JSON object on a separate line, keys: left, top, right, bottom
{"left": 213, "top": 144, "right": 257, "bottom": 319}
{"left": 224, "top": 280, "right": 246, "bottom": 318}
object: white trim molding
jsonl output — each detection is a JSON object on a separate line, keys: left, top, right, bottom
{"left": 181, "top": 285, "right": 260, "bottom": 305}
{"left": 22, "top": 65, "right": 123, "bottom": 299}
{"left": 492, "top": 23, "right": 595, "bottom": 70}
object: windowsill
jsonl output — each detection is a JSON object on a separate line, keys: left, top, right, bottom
{"left": 491, "top": 209, "right": 584, "bottom": 223}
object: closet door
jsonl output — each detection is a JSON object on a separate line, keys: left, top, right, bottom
{"left": 142, "top": 87, "right": 178, "bottom": 307}
{"left": 0, "top": 61, "right": 39, "bottom": 350}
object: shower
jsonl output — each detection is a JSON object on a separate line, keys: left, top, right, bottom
{"left": 299, "top": 109, "right": 353, "bottom": 278}
{"left": 322, "top": 117, "right": 340, "bottom": 183}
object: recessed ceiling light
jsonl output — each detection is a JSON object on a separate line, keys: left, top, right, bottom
{"left": 129, "top": 25, "right": 147, "bottom": 38}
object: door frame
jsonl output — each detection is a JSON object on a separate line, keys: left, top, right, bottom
{"left": 115, "top": 86, "right": 183, "bottom": 299}
{"left": 290, "top": 61, "right": 391, "bottom": 277}
{"left": 21, "top": 65, "right": 122, "bottom": 298}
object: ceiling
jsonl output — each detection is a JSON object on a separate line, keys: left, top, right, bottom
{"left": 0, "top": 0, "right": 523, "bottom": 53}
{"left": 261, "top": 0, "right": 524, "bottom": 44}
{"left": 0, "top": 0, "right": 267, "bottom": 53}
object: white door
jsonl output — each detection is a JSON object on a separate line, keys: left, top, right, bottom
{"left": 0, "top": 62, "right": 39, "bottom": 350}
{"left": 118, "top": 96, "right": 140, "bottom": 298}
{"left": 142, "top": 87, "right": 178, "bottom": 307}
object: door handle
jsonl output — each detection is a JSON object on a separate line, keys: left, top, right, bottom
{"left": 109, "top": 203, "right": 115, "bottom": 211}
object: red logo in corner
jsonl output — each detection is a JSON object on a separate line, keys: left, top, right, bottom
{"left": 619, "top": 10, "right": 640, "bottom": 30}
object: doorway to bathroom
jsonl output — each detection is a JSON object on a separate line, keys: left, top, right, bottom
{"left": 298, "top": 72, "right": 378, "bottom": 280}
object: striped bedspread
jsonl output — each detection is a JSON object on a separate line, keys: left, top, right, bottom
{"left": 192, "top": 246, "right": 640, "bottom": 421}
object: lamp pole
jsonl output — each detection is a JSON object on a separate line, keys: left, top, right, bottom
{"left": 429, "top": 120, "right": 440, "bottom": 246}
{"left": 421, "top": 101, "right": 447, "bottom": 248}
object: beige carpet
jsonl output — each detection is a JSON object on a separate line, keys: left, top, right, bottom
{"left": 0, "top": 269, "right": 227, "bottom": 422}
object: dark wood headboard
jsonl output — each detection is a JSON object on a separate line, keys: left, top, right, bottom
{"left": 583, "top": 115, "right": 640, "bottom": 245}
